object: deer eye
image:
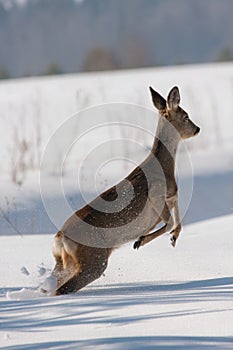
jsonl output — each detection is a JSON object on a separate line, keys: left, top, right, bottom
{"left": 184, "top": 115, "right": 189, "bottom": 121}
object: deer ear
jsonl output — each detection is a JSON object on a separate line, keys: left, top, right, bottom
{"left": 149, "top": 86, "right": 166, "bottom": 111}
{"left": 167, "top": 86, "right": 180, "bottom": 110}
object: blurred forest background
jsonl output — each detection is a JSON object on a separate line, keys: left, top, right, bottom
{"left": 0, "top": 0, "right": 232, "bottom": 79}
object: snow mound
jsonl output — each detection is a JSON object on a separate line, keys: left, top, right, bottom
{"left": 6, "top": 274, "right": 57, "bottom": 300}
{"left": 40, "top": 275, "right": 57, "bottom": 295}
{"left": 6, "top": 287, "right": 45, "bottom": 300}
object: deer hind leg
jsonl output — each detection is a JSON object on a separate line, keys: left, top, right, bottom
{"left": 52, "top": 232, "right": 81, "bottom": 290}
{"left": 52, "top": 232, "right": 67, "bottom": 288}
{"left": 134, "top": 204, "right": 174, "bottom": 249}
{"left": 56, "top": 245, "right": 111, "bottom": 295}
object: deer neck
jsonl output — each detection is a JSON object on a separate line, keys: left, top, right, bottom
{"left": 151, "top": 117, "right": 180, "bottom": 176}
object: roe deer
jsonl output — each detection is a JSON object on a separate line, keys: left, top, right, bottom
{"left": 51, "top": 86, "right": 200, "bottom": 295}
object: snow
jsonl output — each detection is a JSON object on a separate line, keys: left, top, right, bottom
{"left": 1, "top": 62, "right": 233, "bottom": 236}
{"left": 0, "top": 62, "right": 233, "bottom": 176}
{"left": 1, "top": 215, "right": 233, "bottom": 348}
{"left": 20, "top": 266, "right": 30, "bottom": 276}
{"left": 39, "top": 275, "right": 57, "bottom": 295}
{"left": 0, "top": 63, "right": 233, "bottom": 348}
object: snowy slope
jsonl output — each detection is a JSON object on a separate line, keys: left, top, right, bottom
{"left": 1, "top": 215, "right": 233, "bottom": 349}
{"left": 0, "top": 62, "right": 233, "bottom": 175}
{"left": 0, "top": 62, "right": 233, "bottom": 236}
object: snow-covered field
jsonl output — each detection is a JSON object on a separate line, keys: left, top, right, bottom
{"left": 1, "top": 215, "right": 233, "bottom": 349}
{"left": 0, "top": 63, "right": 233, "bottom": 349}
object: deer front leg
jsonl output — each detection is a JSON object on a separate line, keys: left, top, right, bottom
{"left": 170, "top": 199, "right": 182, "bottom": 247}
{"left": 134, "top": 204, "right": 174, "bottom": 249}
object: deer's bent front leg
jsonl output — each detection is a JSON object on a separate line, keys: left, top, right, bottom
{"left": 134, "top": 203, "right": 174, "bottom": 249}
{"left": 169, "top": 198, "right": 182, "bottom": 247}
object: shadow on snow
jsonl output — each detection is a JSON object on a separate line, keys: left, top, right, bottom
{"left": 1, "top": 277, "right": 233, "bottom": 334}
{"left": 2, "top": 336, "right": 233, "bottom": 350}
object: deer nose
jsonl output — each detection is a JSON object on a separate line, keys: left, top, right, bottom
{"left": 194, "top": 126, "right": 200, "bottom": 135}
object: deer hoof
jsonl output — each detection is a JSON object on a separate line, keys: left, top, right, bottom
{"left": 133, "top": 236, "right": 144, "bottom": 250}
{"left": 170, "top": 235, "right": 177, "bottom": 247}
